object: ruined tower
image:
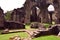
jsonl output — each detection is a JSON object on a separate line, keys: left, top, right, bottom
{"left": 24, "top": 0, "right": 36, "bottom": 23}
{"left": 11, "top": 7, "right": 25, "bottom": 23}
{"left": 24, "top": 0, "right": 50, "bottom": 23}
{"left": 0, "top": 7, "right": 4, "bottom": 29}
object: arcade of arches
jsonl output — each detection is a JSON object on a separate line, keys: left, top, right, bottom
{"left": 24, "top": 0, "right": 60, "bottom": 24}
{"left": 0, "top": 0, "right": 60, "bottom": 29}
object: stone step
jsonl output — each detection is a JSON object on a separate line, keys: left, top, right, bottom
{"left": 33, "top": 31, "right": 40, "bottom": 33}
{"left": 33, "top": 33, "right": 37, "bottom": 35}
{"left": 33, "top": 31, "right": 40, "bottom": 36}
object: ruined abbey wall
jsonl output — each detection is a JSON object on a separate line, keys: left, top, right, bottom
{"left": 0, "top": 7, "right": 5, "bottom": 29}
{"left": 0, "top": 0, "right": 60, "bottom": 29}
{"left": 24, "top": 0, "right": 60, "bottom": 24}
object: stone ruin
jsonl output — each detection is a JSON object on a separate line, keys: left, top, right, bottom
{"left": 1, "top": 29, "right": 9, "bottom": 34}
{"left": 0, "top": 7, "right": 25, "bottom": 30}
{"left": 9, "top": 35, "right": 21, "bottom": 40}
{"left": 58, "top": 32, "right": 60, "bottom": 37}
{"left": 31, "top": 24, "right": 60, "bottom": 38}
{"left": 4, "top": 7, "right": 25, "bottom": 29}
{"left": 4, "top": 21, "right": 25, "bottom": 29}
{"left": 30, "top": 22, "right": 46, "bottom": 30}
{"left": 0, "top": 0, "right": 60, "bottom": 38}
{"left": 11, "top": 7, "right": 25, "bottom": 23}
{"left": 0, "top": 7, "right": 5, "bottom": 30}
{"left": 0, "top": 0, "right": 60, "bottom": 29}
{"left": 23, "top": 0, "right": 60, "bottom": 24}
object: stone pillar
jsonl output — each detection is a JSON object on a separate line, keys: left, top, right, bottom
{"left": 11, "top": 9, "right": 17, "bottom": 21}
{"left": 53, "top": 0, "right": 60, "bottom": 24}
{"left": 24, "top": 0, "right": 36, "bottom": 24}
{"left": 31, "top": 6, "right": 37, "bottom": 22}
{"left": 25, "top": 9, "right": 31, "bottom": 24}
{"left": 39, "top": 0, "right": 49, "bottom": 23}
{"left": 0, "top": 7, "right": 4, "bottom": 29}
{"left": 40, "top": 9, "right": 49, "bottom": 23}
{"left": 16, "top": 12, "right": 20, "bottom": 21}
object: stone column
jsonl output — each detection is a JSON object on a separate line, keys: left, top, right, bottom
{"left": 53, "top": 0, "right": 60, "bottom": 24}
{"left": 0, "top": 7, "right": 4, "bottom": 29}
{"left": 39, "top": 0, "right": 49, "bottom": 23}
{"left": 40, "top": 9, "right": 49, "bottom": 23}
{"left": 24, "top": 0, "right": 36, "bottom": 24}
{"left": 31, "top": 6, "right": 37, "bottom": 22}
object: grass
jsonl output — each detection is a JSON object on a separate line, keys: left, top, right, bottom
{"left": 0, "top": 30, "right": 3, "bottom": 34}
{"left": 32, "top": 35, "right": 60, "bottom": 40}
{"left": 25, "top": 24, "right": 31, "bottom": 30}
{"left": 0, "top": 32, "right": 28, "bottom": 40}
{"left": 43, "top": 23, "right": 52, "bottom": 28}
{"left": 25, "top": 24, "right": 36, "bottom": 30}
{"left": 25, "top": 23, "right": 51, "bottom": 29}
{"left": 0, "top": 23, "right": 60, "bottom": 40}
{"left": 26, "top": 24, "right": 60, "bottom": 40}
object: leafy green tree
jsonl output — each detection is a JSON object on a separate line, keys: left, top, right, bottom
{"left": 4, "top": 11, "right": 12, "bottom": 21}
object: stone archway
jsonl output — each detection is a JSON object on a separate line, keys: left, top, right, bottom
{"left": 53, "top": 0, "right": 60, "bottom": 24}
{"left": 30, "top": 0, "right": 50, "bottom": 23}
{"left": 37, "top": 0, "right": 50, "bottom": 23}
{"left": 24, "top": 0, "right": 59, "bottom": 24}
{"left": 30, "top": 6, "right": 41, "bottom": 22}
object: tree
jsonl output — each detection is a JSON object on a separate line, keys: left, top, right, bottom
{"left": 4, "top": 11, "right": 12, "bottom": 21}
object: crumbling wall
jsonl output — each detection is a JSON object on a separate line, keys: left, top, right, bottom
{"left": 24, "top": 0, "right": 36, "bottom": 23}
{"left": 11, "top": 7, "right": 25, "bottom": 23}
{"left": 24, "top": 0, "right": 60, "bottom": 24}
{"left": 24, "top": 0, "right": 50, "bottom": 23}
{"left": 53, "top": 0, "right": 60, "bottom": 24}
{"left": 0, "top": 7, "right": 5, "bottom": 30}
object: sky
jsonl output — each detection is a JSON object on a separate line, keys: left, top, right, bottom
{"left": 0, "top": 0, "right": 26, "bottom": 13}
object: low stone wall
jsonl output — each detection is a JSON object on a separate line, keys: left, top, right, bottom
{"left": 30, "top": 22, "right": 46, "bottom": 29}
{"left": 32, "top": 24, "right": 60, "bottom": 38}
{"left": 0, "top": 27, "right": 4, "bottom": 30}
{"left": 4, "top": 21, "right": 25, "bottom": 29}
{"left": 9, "top": 35, "right": 21, "bottom": 40}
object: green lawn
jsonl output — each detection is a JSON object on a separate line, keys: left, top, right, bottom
{"left": 25, "top": 24, "right": 31, "bottom": 29}
{"left": 0, "top": 33, "right": 60, "bottom": 40}
{"left": 0, "top": 32, "right": 28, "bottom": 40}
{"left": 32, "top": 35, "right": 60, "bottom": 40}
{"left": 25, "top": 23, "right": 51, "bottom": 29}
{"left": 26, "top": 24, "right": 60, "bottom": 40}
{"left": 0, "top": 23, "right": 60, "bottom": 40}
{"left": 43, "top": 23, "right": 52, "bottom": 28}
{"left": 25, "top": 24, "right": 36, "bottom": 30}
